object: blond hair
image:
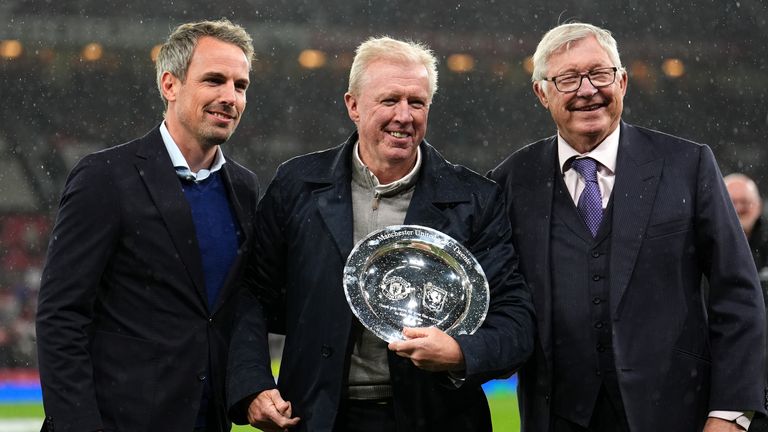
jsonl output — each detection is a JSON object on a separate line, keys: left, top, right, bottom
{"left": 348, "top": 36, "right": 438, "bottom": 101}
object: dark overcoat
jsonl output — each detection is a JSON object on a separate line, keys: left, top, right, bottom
{"left": 228, "top": 133, "right": 535, "bottom": 431}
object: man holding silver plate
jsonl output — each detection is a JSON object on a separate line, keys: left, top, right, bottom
{"left": 227, "top": 36, "right": 535, "bottom": 432}
{"left": 343, "top": 224, "right": 492, "bottom": 345}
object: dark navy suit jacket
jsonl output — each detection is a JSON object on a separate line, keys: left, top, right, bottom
{"left": 36, "top": 126, "right": 259, "bottom": 432}
{"left": 489, "top": 121, "right": 766, "bottom": 432}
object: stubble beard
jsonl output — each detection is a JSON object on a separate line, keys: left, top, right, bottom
{"left": 199, "top": 123, "right": 236, "bottom": 149}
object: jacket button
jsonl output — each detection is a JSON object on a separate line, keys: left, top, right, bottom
{"left": 592, "top": 274, "right": 601, "bottom": 281}
{"left": 592, "top": 251, "right": 600, "bottom": 258}
{"left": 321, "top": 345, "right": 333, "bottom": 358}
{"left": 592, "top": 296, "right": 602, "bottom": 305}
{"left": 198, "top": 373, "right": 207, "bottom": 381}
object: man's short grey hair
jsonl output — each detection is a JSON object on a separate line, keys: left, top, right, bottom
{"left": 155, "top": 19, "right": 254, "bottom": 108}
{"left": 348, "top": 36, "right": 439, "bottom": 102}
{"left": 531, "top": 22, "right": 623, "bottom": 83}
{"left": 725, "top": 173, "right": 762, "bottom": 197}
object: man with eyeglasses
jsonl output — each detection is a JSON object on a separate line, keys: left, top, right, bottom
{"left": 489, "top": 22, "right": 766, "bottom": 432}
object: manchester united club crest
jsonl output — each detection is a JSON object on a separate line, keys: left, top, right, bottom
{"left": 380, "top": 276, "right": 414, "bottom": 301}
{"left": 423, "top": 282, "right": 447, "bottom": 312}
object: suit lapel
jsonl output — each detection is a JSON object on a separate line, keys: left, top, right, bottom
{"left": 134, "top": 128, "right": 208, "bottom": 309}
{"left": 516, "top": 139, "right": 557, "bottom": 364}
{"left": 210, "top": 164, "right": 254, "bottom": 312}
{"left": 220, "top": 165, "right": 251, "bottom": 249}
{"left": 403, "top": 186, "right": 450, "bottom": 229}
{"left": 552, "top": 171, "right": 594, "bottom": 243}
{"left": 311, "top": 142, "right": 355, "bottom": 260}
{"left": 315, "top": 181, "right": 355, "bottom": 259}
{"left": 610, "top": 122, "right": 663, "bottom": 316}
{"left": 402, "top": 145, "right": 455, "bottom": 230}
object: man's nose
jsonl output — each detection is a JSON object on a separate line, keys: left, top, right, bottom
{"left": 219, "top": 82, "right": 237, "bottom": 105}
{"left": 576, "top": 75, "right": 599, "bottom": 97}
{"left": 393, "top": 100, "right": 413, "bottom": 122}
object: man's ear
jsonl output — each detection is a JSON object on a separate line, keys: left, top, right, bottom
{"left": 160, "top": 71, "right": 179, "bottom": 103}
{"left": 533, "top": 81, "right": 550, "bottom": 109}
{"left": 344, "top": 92, "right": 359, "bottom": 123}
{"left": 617, "top": 69, "right": 629, "bottom": 98}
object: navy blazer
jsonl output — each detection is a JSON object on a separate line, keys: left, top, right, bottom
{"left": 36, "top": 126, "right": 259, "bottom": 432}
{"left": 228, "top": 132, "right": 535, "bottom": 431}
{"left": 489, "top": 121, "right": 766, "bottom": 432}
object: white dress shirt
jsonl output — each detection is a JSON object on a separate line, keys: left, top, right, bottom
{"left": 160, "top": 121, "right": 226, "bottom": 182}
{"left": 557, "top": 125, "right": 619, "bottom": 207}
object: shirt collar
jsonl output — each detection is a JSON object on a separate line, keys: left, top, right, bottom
{"left": 558, "top": 125, "right": 620, "bottom": 174}
{"left": 351, "top": 142, "right": 422, "bottom": 196}
{"left": 160, "top": 121, "right": 226, "bottom": 182}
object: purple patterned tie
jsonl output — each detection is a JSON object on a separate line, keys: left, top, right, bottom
{"left": 571, "top": 157, "right": 603, "bottom": 237}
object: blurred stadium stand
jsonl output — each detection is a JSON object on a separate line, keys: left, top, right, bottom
{"left": 0, "top": 0, "right": 767, "bottom": 387}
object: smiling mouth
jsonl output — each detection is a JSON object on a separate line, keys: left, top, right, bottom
{"left": 208, "top": 111, "right": 235, "bottom": 121}
{"left": 388, "top": 131, "right": 410, "bottom": 138}
{"left": 571, "top": 103, "right": 606, "bottom": 112}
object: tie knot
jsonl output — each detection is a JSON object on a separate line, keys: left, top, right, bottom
{"left": 571, "top": 157, "right": 598, "bottom": 182}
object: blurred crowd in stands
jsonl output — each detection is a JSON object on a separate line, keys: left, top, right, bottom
{"left": 0, "top": 215, "right": 48, "bottom": 368}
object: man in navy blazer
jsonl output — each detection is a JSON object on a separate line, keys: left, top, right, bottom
{"left": 489, "top": 22, "right": 766, "bottom": 432}
{"left": 227, "top": 36, "right": 535, "bottom": 431}
{"left": 36, "top": 20, "right": 258, "bottom": 432}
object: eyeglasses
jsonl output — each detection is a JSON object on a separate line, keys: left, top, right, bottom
{"left": 543, "top": 67, "right": 619, "bottom": 93}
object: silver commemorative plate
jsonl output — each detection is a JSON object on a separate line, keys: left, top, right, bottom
{"left": 343, "top": 225, "right": 489, "bottom": 343}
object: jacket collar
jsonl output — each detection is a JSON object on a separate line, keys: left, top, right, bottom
{"left": 306, "top": 132, "right": 472, "bottom": 259}
{"left": 301, "top": 132, "right": 472, "bottom": 203}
